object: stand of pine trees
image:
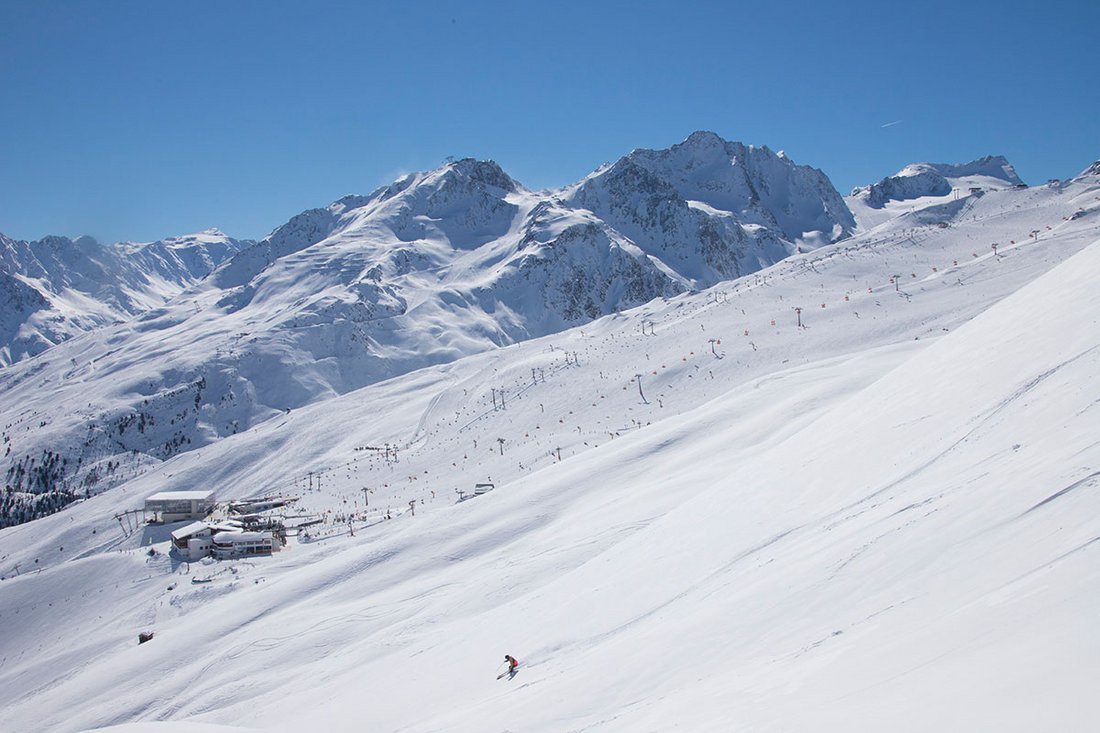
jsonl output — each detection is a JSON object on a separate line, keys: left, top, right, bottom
{"left": 1, "top": 450, "right": 78, "bottom": 528}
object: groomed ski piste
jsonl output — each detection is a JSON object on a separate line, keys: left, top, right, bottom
{"left": 1, "top": 167, "right": 1098, "bottom": 732}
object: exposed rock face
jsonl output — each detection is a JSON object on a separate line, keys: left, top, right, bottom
{"left": 566, "top": 132, "right": 854, "bottom": 283}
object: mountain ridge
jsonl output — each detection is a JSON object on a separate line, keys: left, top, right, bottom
{"left": 0, "top": 229, "right": 249, "bottom": 366}
{"left": 1, "top": 135, "right": 1092, "bottom": 531}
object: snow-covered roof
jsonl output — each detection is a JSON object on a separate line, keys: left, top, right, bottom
{"left": 170, "top": 521, "right": 210, "bottom": 541}
{"left": 212, "top": 530, "right": 272, "bottom": 544}
{"left": 146, "top": 490, "right": 215, "bottom": 503}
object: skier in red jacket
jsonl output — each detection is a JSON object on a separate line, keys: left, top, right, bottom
{"left": 504, "top": 654, "right": 519, "bottom": 677}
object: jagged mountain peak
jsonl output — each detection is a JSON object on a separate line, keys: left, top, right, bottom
{"left": 323, "top": 159, "right": 518, "bottom": 223}
{"left": 683, "top": 129, "right": 731, "bottom": 147}
{"left": 412, "top": 158, "right": 521, "bottom": 210}
{"left": 35, "top": 233, "right": 99, "bottom": 251}
{"left": 653, "top": 129, "right": 775, "bottom": 159}
{"left": 629, "top": 130, "right": 767, "bottom": 169}
{"left": 223, "top": 157, "right": 523, "bottom": 289}
{"left": 571, "top": 131, "right": 854, "bottom": 248}
{"left": 440, "top": 157, "right": 517, "bottom": 192}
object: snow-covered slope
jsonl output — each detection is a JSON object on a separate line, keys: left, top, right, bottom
{"left": 0, "top": 134, "right": 858, "bottom": 526}
{"left": 0, "top": 229, "right": 247, "bottom": 366}
{"left": 0, "top": 153, "right": 1097, "bottom": 733}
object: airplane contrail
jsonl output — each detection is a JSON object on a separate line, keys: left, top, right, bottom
{"left": 881, "top": 120, "right": 903, "bottom": 128}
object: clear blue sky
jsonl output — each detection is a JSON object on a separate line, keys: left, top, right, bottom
{"left": 1, "top": 0, "right": 1097, "bottom": 244}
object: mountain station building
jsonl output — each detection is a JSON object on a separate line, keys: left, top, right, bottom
{"left": 145, "top": 490, "right": 216, "bottom": 523}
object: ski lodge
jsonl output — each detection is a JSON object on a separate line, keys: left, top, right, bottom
{"left": 145, "top": 490, "right": 216, "bottom": 523}
{"left": 211, "top": 530, "right": 277, "bottom": 559}
{"left": 171, "top": 520, "right": 283, "bottom": 561}
{"left": 171, "top": 521, "right": 215, "bottom": 560}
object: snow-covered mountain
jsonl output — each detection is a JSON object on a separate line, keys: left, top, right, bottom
{"left": 0, "top": 229, "right": 248, "bottom": 366}
{"left": 852, "top": 154, "right": 1023, "bottom": 207}
{"left": 847, "top": 155, "right": 1026, "bottom": 231}
{"left": 0, "top": 147, "right": 1097, "bottom": 733}
{"left": 563, "top": 131, "right": 855, "bottom": 279}
{"left": 0, "top": 133, "right": 859, "bottom": 526}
